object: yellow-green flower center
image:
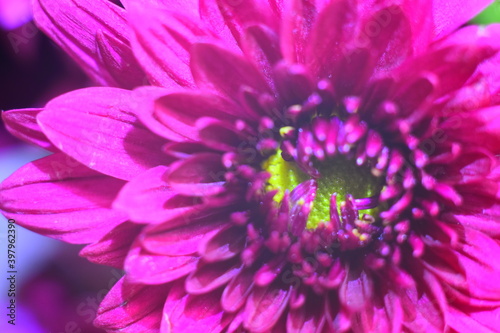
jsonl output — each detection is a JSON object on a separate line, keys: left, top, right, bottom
{"left": 263, "top": 150, "right": 381, "bottom": 229}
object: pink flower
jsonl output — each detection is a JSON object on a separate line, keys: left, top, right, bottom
{"left": 0, "top": 0, "right": 88, "bottom": 148}
{"left": 0, "top": 0, "right": 32, "bottom": 30}
{"left": 2, "top": 0, "right": 500, "bottom": 332}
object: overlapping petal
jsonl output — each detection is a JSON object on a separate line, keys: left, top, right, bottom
{"left": 33, "top": 0, "right": 145, "bottom": 87}
{"left": 37, "top": 87, "right": 171, "bottom": 181}
{"left": 0, "top": 153, "right": 127, "bottom": 243}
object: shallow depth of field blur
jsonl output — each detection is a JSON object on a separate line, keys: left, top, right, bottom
{"left": 0, "top": 1, "right": 118, "bottom": 332}
{"left": 0, "top": 1, "right": 499, "bottom": 332}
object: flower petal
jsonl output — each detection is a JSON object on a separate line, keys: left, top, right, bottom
{"left": 306, "top": 0, "right": 356, "bottom": 79}
{"left": 198, "top": 225, "right": 247, "bottom": 262}
{"left": 197, "top": 117, "right": 246, "bottom": 152}
{"left": 96, "top": 30, "right": 148, "bottom": 89}
{"left": 95, "top": 277, "right": 168, "bottom": 332}
{"left": 241, "top": 24, "right": 282, "bottom": 86}
{"left": 450, "top": 228, "right": 500, "bottom": 300}
{"left": 280, "top": 0, "right": 317, "bottom": 64}
{"left": 204, "top": 0, "right": 277, "bottom": 46}
{"left": 243, "top": 282, "right": 292, "bottom": 332}
{"left": 161, "top": 281, "right": 233, "bottom": 333}
{"left": 113, "top": 166, "right": 202, "bottom": 224}
{"left": 165, "top": 153, "right": 226, "bottom": 196}
{"left": 432, "top": 0, "right": 493, "bottom": 40}
{"left": 141, "top": 213, "right": 228, "bottom": 256}
{"left": 125, "top": 238, "right": 199, "bottom": 284}
{"left": 132, "top": 86, "right": 189, "bottom": 142}
{"left": 2, "top": 108, "right": 57, "bottom": 151}
{"left": 0, "top": 153, "right": 127, "bottom": 243}
{"left": 288, "top": 179, "right": 317, "bottom": 236}
{"left": 128, "top": 2, "right": 210, "bottom": 88}
{"left": 185, "top": 259, "right": 241, "bottom": 294}
{"left": 79, "top": 222, "right": 142, "bottom": 269}
{"left": 153, "top": 91, "right": 249, "bottom": 141}
{"left": 33, "top": 0, "right": 142, "bottom": 87}
{"left": 443, "top": 106, "right": 500, "bottom": 154}
{"left": 339, "top": 266, "right": 373, "bottom": 312}
{"left": 448, "top": 307, "right": 498, "bottom": 333}
{"left": 286, "top": 294, "right": 325, "bottom": 333}
{"left": 37, "top": 87, "right": 170, "bottom": 181}
{"left": 191, "top": 42, "right": 271, "bottom": 100}
{"left": 221, "top": 268, "right": 255, "bottom": 313}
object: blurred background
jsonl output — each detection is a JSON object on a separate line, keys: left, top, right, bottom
{"left": 0, "top": 1, "right": 499, "bottom": 332}
{"left": 0, "top": 1, "right": 120, "bottom": 332}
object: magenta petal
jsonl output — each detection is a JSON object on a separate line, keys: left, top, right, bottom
{"left": 383, "top": 290, "right": 404, "bottom": 333}
{"left": 37, "top": 87, "right": 171, "bottom": 181}
{"left": 356, "top": 5, "right": 412, "bottom": 77}
{"left": 125, "top": 239, "right": 199, "bottom": 284}
{"left": 165, "top": 153, "right": 226, "bottom": 196}
{"left": 254, "top": 256, "right": 287, "bottom": 286}
{"left": 241, "top": 24, "right": 282, "bottom": 85}
{"left": 99, "top": 310, "right": 161, "bottom": 333}
{"left": 243, "top": 283, "right": 292, "bottom": 332}
{"left": 79, "top": 222, "right": 142, "bottom": 269}
{"left": 397, "top": 259, "right": 447, "bottom": 331}
{"left": 197, "top": 117, "right": 245, "bottom": 152}
{"left": 121, "top": 0, "right": 200, "bottom": 16}
{"left": 449, "top": 228, "right": 500, "bottom": 300}
{"left": 141, "top": 214, "right": 228, "bottom": 256}
{"left": 128, "top": 3, "right": 208, "bottom": 88}
{"left": 432, "top": 0, "right": 493, "bottom": 40}
{"left": 0, "top": 0, "right": 32, "bottom": 30}
{"left": 306, "top": 0, "right": 356, "bottom": 79}
{"left": 112, "top": 166, "right": 172, "bottom": 223}
{"left": 96, "top": 30, "right": 148, "bottom": 89}
{"left": 289, "top": 179, "right": 317, "bottom": 236}
{"left": 206, "top": 0, "right": 276, "bottom": 45}
{"left": 198, "top": 225, "right": 246, "bottom": 262}
{"left": 221, "top": 268, "right": 255, "bottom": 313}
{"left": 113, "top": 166, "right": 201, "bottom": 224}
{"left": 2, "top": 108, "right": 57, "bottom": 151}
{"left": 0, "top": 153, "right": 127, "bottom": 244}
{"left": 153, "top": 90, "right": 251, "bottom": 140}
{"left": 443, "top": 106, "right": 500, "bottom": 154}
{"left": 161, "top": 281, "right": 232, "bottom": 333}
{"left": 448, "top": 306, "right": 500, "bottom": 332}
{"left": 33, "top": 0, "right": 136, "bottom": 87}
{"left": 448, "top": 212, "right": 500, "bottom": 238}
{"left": 273, "top": 62, "right": 315, "bottom": 106}
{"left": 133, "top": 87, "right": 189, "bottom": 142}
{"left": 286, "top": 295, "right": 325, "bottom": 333}
{"left": 439, "top": 23, "right": 500, "bottom": 104}
{"left": 95, "top": 277, "right": 168, "bottom": 331}
{"left": 185, "top": 260, "right": 241, "bottom": 294}
{"left": 191, "top": 42, "right": 271, "bottom": 99}
{"left": 339, "top": 267, "right": 373, "bottom": 312}
{"left": 395, "top": 45, "right": 495, "bottom": 99}
{"left": 280, "top": 0, "right": 317, "bottom": 64}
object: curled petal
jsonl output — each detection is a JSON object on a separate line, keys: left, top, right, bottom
{"left": 95, "top": 277, "right": 168, "bottom": 332}
{"left": 34, "top": 0, "right": 143, "bottom": 87}
{"left": 0, "top": 153, "right": 127, "bottom": 244}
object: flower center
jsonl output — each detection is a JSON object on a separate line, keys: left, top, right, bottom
{"left": 263, "top": 149, "right": 382, "bottom": 230}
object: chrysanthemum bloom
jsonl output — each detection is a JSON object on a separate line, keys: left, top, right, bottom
{"left": 2, "top": 0, "right": 500, "bottom": 332}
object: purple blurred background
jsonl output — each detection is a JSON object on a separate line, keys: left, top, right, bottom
{"left": 0, "top": 1, "right": 119, "bottom": 332}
